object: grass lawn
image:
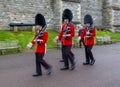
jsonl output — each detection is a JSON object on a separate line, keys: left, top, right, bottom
{"left": 0, "top": 29, "right": 120, "bottom": 51}
{"left": 0, "top": 30, "right": 58, "bottom": 51}
{"left": 97, "top": 30, "right": 120, "bottom": 42}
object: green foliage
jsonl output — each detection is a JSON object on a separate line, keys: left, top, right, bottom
{"left": 96, "top": 30, "right": 120, "bottom": 42}
{"left": 0, "top": 30, "right": 120, "bottom": 51}
{"left": 0, "top": 30, "right": 34, "bottom": 49}
{"left": 47, "top": 30, "right": 58, "bottom": 48}
{"left": 0, "top": 30, "right": 58, "bottom": 50}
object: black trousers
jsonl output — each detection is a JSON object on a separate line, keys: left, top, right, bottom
{"left": 61, "top": 45, "right": 64, "bottom": 60}
{"left": 84, "top": 45, "right": 94, "bottom": 63}
{"left": 62, "top": 45, "right": 75, "bottom": 68}
{"left": 35, "top": 53, "right": 50, "bottom": 75}
{"left": 79, "top": 38, "right": 84, "bottom": 48}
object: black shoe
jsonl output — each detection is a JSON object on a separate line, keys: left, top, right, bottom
{"left": 32, "top": 73, "right": 42, "bottom": 77}
{"left": 83, "top": 62, "right": 89, "bottom": 65}
{"left": 59, "top": 59, "right": 64, "bottom": 62}
{"left": 60, "top": 67, "right": 69, "bottom": 70}
{"left": 46, "top": 66, "right": 52, "bottom": 75}
{"left": 90, "top": 59, "right": 95, "bottom": 65}
{"left": 71, "top": 62, "right": 76, "bottom": 70}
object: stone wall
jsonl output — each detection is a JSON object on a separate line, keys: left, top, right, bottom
{"left": 52, "top": 0, "right": 62, "bottom": 31}
{"left": 102, "top": 0, "right": 113, "bottom": 30}
{"left": 0, "top": 0, "right": 120, "bottom": 32}
{"left": 112, "top": 0, "right": 120, "bottom": 32}
{"left": 0, "top": 0, "right": 53, "bottom": 30}
{"left": 102, "top": 0, "right": 120, "bottom": 32}
{"left": 53, "top": 0, "right": 81, "bottom": 31}
{"left": 80, "top": 0, "right": 102, "bottom": 28}
{"left": 62, "top": 1, "right": 81, "bottom": 22}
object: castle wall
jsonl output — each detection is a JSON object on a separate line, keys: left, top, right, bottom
{"left": 112, "top": 0, "right": 120, "bottom": 32}
{"left": 0, "top": 0, "right": 120, "bottom": 32}
{"left": 80, "top": 0, "right": 103, "bottom": 28}
{"left": 102, "top": 0, "right": 120, "bottom": 32}
{"left": 0, "top": 0, "right": 53, "bottom": 30}
{"left": 62, "top": 1, "right": 81, "bottom": 22}
{"left": 52, "top": 0, "right": 81, "bottom": 31}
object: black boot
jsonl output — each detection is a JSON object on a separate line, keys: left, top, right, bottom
{"left": 59, "top": 59, "right": 64, "bottom": 62}
{"left": 46, "top": 66, "right": 52, "bottom": 75}
{"left": 90, "top": 59, "right": 95, "bottom": 65}
{"left": 71, "top": 62, "right": 76, "bottom": 70}
{"left": 60, "top": 67, "right": 69, "bottom": 70}
{"left": 32, "top": 73, "right": 42, "bottom": 77}
{"left": 83, "top": 62, "right": 89, "bottom": 65}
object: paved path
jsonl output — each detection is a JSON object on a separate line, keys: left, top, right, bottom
{"left": 0, "top": 43, "right": 120, "bottom": 87}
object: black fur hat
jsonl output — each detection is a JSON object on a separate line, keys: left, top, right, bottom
{"left": 84, "top": 14, "right": 93, "bottom": 25}
{"left": 35, "top": 13, "right": 46, "bottom": 27}
{"left": 62, "top": 9, "right": 73, "bottom": 22}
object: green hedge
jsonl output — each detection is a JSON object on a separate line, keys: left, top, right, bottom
{"left": 0, "top": 30, "right": 58, "bottom": 50}
{"left": 0, "top": 29, "right": 120, "bottom": 51}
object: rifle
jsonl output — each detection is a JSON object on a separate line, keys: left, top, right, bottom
{"left": 87, "top": 26, "right": 94, "bottom": 32}
{"left": 34, "top": 19, "right": 51, "bottom": 43}
{"left": 86, "top": 26, "right": 94, "bottom": 37}
{"left": 63, "top": 21, "right": 72, "bottom": 35}
{"left": 35, "top": 25, "right": 47, "bottom": 39}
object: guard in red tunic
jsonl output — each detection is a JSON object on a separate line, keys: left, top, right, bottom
{"left": 27, "top": 13, "right": 52, "bottom": 77}
{"left": 55, "top": 9, "right": 76, "bottom": 70}
{"left": 78, "top": 14, "right": 96, "bottom": 65}
{"left": 77, "top": 23, "right": 84, "bottom": 48}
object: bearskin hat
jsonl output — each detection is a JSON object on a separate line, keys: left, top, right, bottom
{"left": 35, "top": 13, "right": 46, "bottom": 27}
{"left": 62, "top": 9, "right": 73, "bottom": 22}
{"left": 84, "top": 14, "right": 93, "bottom": 25}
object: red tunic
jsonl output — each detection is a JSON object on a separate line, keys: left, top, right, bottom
{"left": 58, "top": 23, "right": 75, "bottom": 46}
{"left": 31, "top": 30, "right": 48, "bottom": 53}
{"left": 80, "top": 26, "right": 96, "bottom": 45}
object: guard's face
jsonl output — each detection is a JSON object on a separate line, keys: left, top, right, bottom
{"left": 36, "top": 25, "right": 42, "bottom": 30}
{"left": 64, "top": 19, "right": 69, "bottom": 24}
{"left": 86, "top": 23, "right": 90, "bottom": 27}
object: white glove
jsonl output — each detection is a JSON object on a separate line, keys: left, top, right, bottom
{"left": 27, "top": 42, "right": 33, "bottom": 49}
{"left": 78, "top": 37, "right": 81, "bottom": 42}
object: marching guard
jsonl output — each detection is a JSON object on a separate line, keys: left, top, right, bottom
{"left": 78, "top": 14, "right": 96, "bottom": 65}
{"left": 77, "top": 23, "right": 84, "bottom": 48}
{"left": 27, "top": 13, "right": 52, "bottom": 77}
{"left": 55, "top": 9, "right": 76, "bottom": 70}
